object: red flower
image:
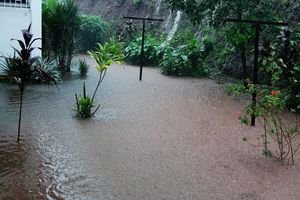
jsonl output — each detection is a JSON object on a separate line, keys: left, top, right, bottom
{"left": 271, "top": 90, "right": 280, "bottom": 96}
{"left": 235, "top": 112, "right": 242, "bottom": 119}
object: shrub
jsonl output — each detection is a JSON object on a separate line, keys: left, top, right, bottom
{"left": 124, "top": 34, "right": 163, "bottom": 66}
{"left": 169, "top": 27, "right": 196, "bottom": 47}
{"left": 230, "top": 82, "right": 300, "bottom": 164}
{"left": 77, "top": 59, "right": 89, "bottom": 77}
{"left": 75, "top": 82, "right": 99, "bottom": 119}
{"left": 160, "top": 37, "right": 211, "bottom": 77}
{"left": 43, "top": 0, "right": 80, "bottom": 71}
{"left": 77, "top": 15, "right": 109, "bottom": 52}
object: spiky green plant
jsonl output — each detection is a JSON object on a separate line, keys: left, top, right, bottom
{"left": 43, "top": 0, "right": 80, "bottom": 71}
{"left": 77, "top": 59, "right": 89, "bottom": 77}
{"left": 75, "top": 82, "right": 99, "bottom": 119}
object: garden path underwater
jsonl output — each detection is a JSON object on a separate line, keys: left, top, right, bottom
{"left": 1, "top": 55, "right": 300, "bottom": 200}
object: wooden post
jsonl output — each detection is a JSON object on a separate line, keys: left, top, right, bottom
{"left": 251, "top": 24, "right": 260, "bottom": 126}
{"left": 226, "top": 18, "right": 288, "bottom": 126}
{"left": 123, "top": 16, "right": 164, "bottom": 81}
{"left": 140, "top": 20, "right": 146, "bottom": 81}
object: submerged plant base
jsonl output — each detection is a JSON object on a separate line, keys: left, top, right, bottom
{"left": 75, "top": 82, "right": 100, "bottom": 119}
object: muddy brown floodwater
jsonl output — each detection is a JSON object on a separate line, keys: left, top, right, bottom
{"left": 1, "top": 55, "right": 300, "bottom": 200}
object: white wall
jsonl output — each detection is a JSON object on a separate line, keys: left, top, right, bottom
{"left": 0, "top": 0, "right": 42, "bottom": 58}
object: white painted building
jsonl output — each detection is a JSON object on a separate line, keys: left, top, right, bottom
{"left": 0, "top": 0, "right": 42, "bottom": 57}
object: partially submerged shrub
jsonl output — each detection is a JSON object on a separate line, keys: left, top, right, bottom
{"left": 77, "top": 59, "right": 89, "bottom": 77}
{"left": 75, "top": 82, "right": 99, "bottom": 119}
{"left": 230, "top": 82, "right": 300, "bottom": 164}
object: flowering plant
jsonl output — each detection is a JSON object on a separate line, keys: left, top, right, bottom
{"left": 229, "top": 83, "right": 299, "bottom": 164}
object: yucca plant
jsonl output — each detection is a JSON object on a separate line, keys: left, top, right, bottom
{"left": 0, "top": 25, "right": 58, "bottom": 142}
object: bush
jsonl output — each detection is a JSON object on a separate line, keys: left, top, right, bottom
{"left": 77, "top": 15, "right": 109, "bottom": 52}
{"left": 43, "top": 0, "right": 80, "bottom": 71}
{"left": 75, "top": 82, "right": 99, "bottom": 119}
{"left": 77, "top": 59, "right": 89, "bottom": 77}
{"left": 229, "top": 82, "right": 300, "bottom": 164}
{"left": 160, "top": 37, "right": 211, "bottom": 77}
{"left": 124, "top": 34, "right": 163, "bottom": 66}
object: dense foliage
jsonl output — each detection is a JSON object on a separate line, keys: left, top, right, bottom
{"left": 77, "top": 15, "right": 109, "bottom": 52}
{"left": 124, "top": 34, "right": 164, "bottom": 66}
{"left": 160, "top": 37, "right": 211, "bottom": 77}
{"left": 165, "top": 0, "right": 300, "bottom": 111}
{"left": 43, "top": 0, "right": 80, "bottom": 71}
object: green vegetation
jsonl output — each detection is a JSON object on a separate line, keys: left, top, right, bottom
{"left": 75, "top": 39, "right": 124, "bottom": 119}
{"left": 160, "top": 37, "right": 210, "bottom": 77}
{"left": 77, "top": 59, "right": 89, "bottom": 77}
{"left": 229, "top": 82, "right": 299, "bottom": 164}
{"left": 43, "top": 0, "right": 80, "bottom": 72}
{"left": 1, "top": 25, "right": 58, "bottom": 142}
{"left": 163, "top": 0, "right": 300, "bottom": 163}
{"left": 124, "top": 34, "right": 164, "bottom": 66}
{"left": 164, "top": 0, "right": 300, "bottom": 110}
{"left": 75, "top": 82, "right": 99, "bottom": 119}
{"left": 78, "top": 15, "right": 109, "bottom": 52}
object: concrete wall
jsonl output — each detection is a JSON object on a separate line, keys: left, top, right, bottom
{"left": 0, "top": 0, "right": 42, "bottom": 58}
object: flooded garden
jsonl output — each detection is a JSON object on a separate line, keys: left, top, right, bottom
{"left": 1, "top": 0, "right": 300, "bottom": 199}
{"left": 1, "top": 57, "right": 300, "bottom": 199}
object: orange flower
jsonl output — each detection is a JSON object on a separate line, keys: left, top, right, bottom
{"left": 271, "top": 90, "right": 280, "bottom": 96}
{"left": 235, "top": 112, "right": 242, "bottom": 119}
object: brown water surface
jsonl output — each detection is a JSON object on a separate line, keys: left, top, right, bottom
{"left": 1, "top": 55, "right": 300, "bottom": 200}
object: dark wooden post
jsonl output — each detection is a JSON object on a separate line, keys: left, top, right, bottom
{"left": 140, "top": 20, "right": 146, "bottom": 81}
{"left": 251, "top": 24, "right": 260, "bottom": 126}
{"left": 226, "top": 18, "right": 288, "bottom": 126}
{"left": 123, "top": 17, "right": 164, "bottom": 81}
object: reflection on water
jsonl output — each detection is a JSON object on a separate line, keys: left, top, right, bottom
{"left": 0, "top": 69, "right": 99, "bottom": 199}
{"left": 1, "top": 56, "right": 300, "bottom": 200}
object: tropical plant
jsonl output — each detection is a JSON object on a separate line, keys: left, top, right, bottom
{"left": 160, "top": 37, "right": 211, "bottom": 77}
{"left": 0, "top": 25, "right": 58, "bottom": 142}
{"left": 124, "top": 34, "right": 163, "bottom": 66}
{"left": 88, "top": 39, "right": 124, "bottom": 102}
{"left": 75, "top": 82, "right": 99, "bottom": 119}
{"left": 43, "top": 0, "right": 80, "bottom": 71}
{"left": 74, "top": 38, "right": 124, "bottom": 119}
{"left": 77, "top": 59, "right": 89, "bottom": 77}
{"left": 230, "top": 82, "right": 300, "bottom": 164}
{"left": 78, "top": 15, "right": 109, "bottom": 52}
